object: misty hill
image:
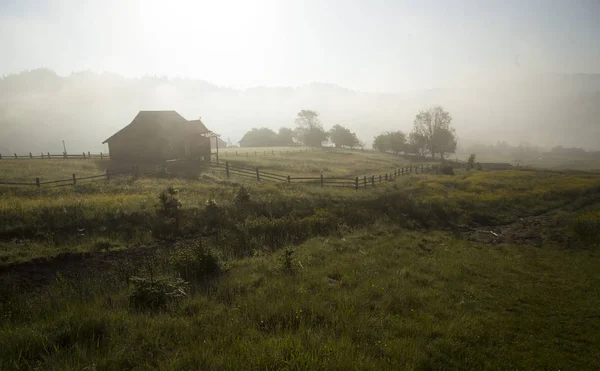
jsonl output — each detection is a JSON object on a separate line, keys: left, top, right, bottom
{"left": 1, "top": 69, "right": 599, "bottom": 154}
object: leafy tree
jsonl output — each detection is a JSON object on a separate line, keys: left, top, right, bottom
{"left": 408, "top": 132, "right": 428, "bottom": 157}
{"left": 434, "top": 127, "right": 458, "bottom": 159}
{"left": 467, "top": 153, "right": 476, "bottom": 170}
{"left": 373, "top": 131, "right": 407, "bottom": 154}
{"left": 329, "top": 124, "right": 361, "bottom": 148}
{"left": 239, "top": 127, "right": 278, "bottom": 147}
{"left": 277, "top": 127, "right": 295, "bottom": 146}
{"left": 411, "top": 106, "right": 457, "bottom": 159}
{"left": 373, "top": 133, "right": 391, "bottom": 153}
{"left": 293, "top": 110, "right": 328, "bottom": 147}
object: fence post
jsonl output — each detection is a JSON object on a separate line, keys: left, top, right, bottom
{"left": 371, "top": 175, "right": 375, "bottom": 187}
{"left": 394, "top": 169, "right": 397, "bottom": 178}
{"left": 88, "top": 151, "right": 91, "bottom": 159}
{"left": 364, "top": 176, "right": 367, "bottom": 187}
{"left": 320, "top": 173, "right": 324, "bottom": 187}
{"left": 401, "top": 168, "right": 404, "bottom": 176}
{"left": 100, "top": 152, "right": 103, "bottom": 160}
{"left": 36, "top": 177, "right": 40, "bottom": 187}
{"left": 72, "top": 173, "right": 76, "bottom": 185}
{"left": 41, "top": 153, "right": 44, "bottom": 159}
{"left": 0, "top": 153, "right": 2, "bottom": 159}
{"left": 106, "top": 169, "right": 110, "bottom": 181}
{"left": 355, "top": 177, "right": 359, "bottom": 190}
{"left": 226, "top": 161, "right": 230, "bottom": 178}
{"left": 256, "top": 168, "right": 260, "bottom": 182}
{"left": 287, "top": 175, "right": 291, "bottom": 183}
{"left": 48, "top": 152, "right": 50, "bottom": 158}
{"left": 385, "top": 173, "right": 388, "bottom": 181}
{"left": 14, "top": 153, "right": 17, "bottom": 159}
{"left": 29, "top": 152, "right": 33, "bottom": 159}
{"left": 409, "top": 164, "right": 412, "bottom": 173}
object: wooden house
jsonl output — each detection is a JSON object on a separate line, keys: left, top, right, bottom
{"left": 102, "top": 111, "right": 215, "bottom": 163}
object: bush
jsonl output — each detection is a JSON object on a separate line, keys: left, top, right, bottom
{"left": 279, "top": 247, "right": 296, "bottom": 273}
{"left": 129, "top": 276, "right": 188, "bottom": 312}
{"left": 439, "top": 164, "right": 455, "bottom": 175}
{"left": 467, "top": 153, "right": 476, "bottom": 170}
{"left": 172, "top": 241, "right": 225, "bottom": 282}
{"left": 234, "top": 186, "right": 251, "bottom": 204}
{"left": 572, "top": 212, "right": 600, "bottom": 248}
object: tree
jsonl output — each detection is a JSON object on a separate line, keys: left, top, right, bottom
{"left": 239, "top": 127, "right": 278, "bottom": 147}
{"left": 411, "top": 106, "right": 457, "bottom": 159}
{"left": 277, "top": 127, "right": 295, "bottom": 146}
{"left": 408, "top": 132, "right": 427, "bottom": 157}
{"left": 433, "top": 127, "right": 458, "bottom": 159}
{"left": 293, "top": 110, "right": 328, "bottom": 147}
{"left": 329, "top": 124, "right": 361, "bottom": 148}
{"left": 373, "top": 131, "right": 407, "bottom": 154}
{"left": 467, "top": 153, "right": 476, "bottom": 170}
{"left": 373, "top": 133, "right": 391, "bottom": 153}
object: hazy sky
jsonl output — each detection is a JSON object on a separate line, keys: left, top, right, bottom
{"left": 1, "top": 0, "right": 599, "bottom": 92}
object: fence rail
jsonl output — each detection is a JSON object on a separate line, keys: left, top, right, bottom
{"left": 0, "top": 151, "right": 110, "bottom": 160}
{"left": 1, "top": 156, "right": 439, "bottom": 191}
{"left": 208, "top": 161, "right": 439, "bottom": 190}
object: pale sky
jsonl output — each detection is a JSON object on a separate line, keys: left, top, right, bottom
{"left": 1, "top": 0, "right": 599, "bottom": 92}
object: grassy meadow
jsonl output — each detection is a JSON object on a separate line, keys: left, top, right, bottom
{"left": 1, "top": 148, "right": 600, "bottom": 370}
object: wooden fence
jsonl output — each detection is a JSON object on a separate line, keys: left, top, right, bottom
{"left": 208, "top": 161, "right": 439, "bottom": 190}
{"left": 0, "top": 151, "right": 109, "bottom": 160}
{"left": 0, "top": 164, "right": 164, "bottom": 188}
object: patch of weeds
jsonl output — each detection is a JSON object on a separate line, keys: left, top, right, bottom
{"left": 571, "top": 211, "right": 600, "bottom": 248}
{"left": 234, "top": 186, "right": 251, "bottom": 204}
{"left": 279, "top": 247, "right": 296, "bottom": 274}
{"left": 129, "top": 275, "right": 188, "bottom": 312}
{"left": 172, "top": 240, "right": 226, "bottom": 283}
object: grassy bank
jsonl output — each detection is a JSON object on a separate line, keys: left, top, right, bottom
{"left": 1, "top": 223, "right": 599, "bottom": 370}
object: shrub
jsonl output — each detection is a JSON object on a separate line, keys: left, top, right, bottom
{"left": 572, "top": 212, "right": 600, "bottom": 248}
{"left": 439, "top": 164, "right": 454, "bottom": 175}
{"left": 279, "top": 247, "right": 296, "bottom": 273}
{"left": 467, "top": 153, "right": 476, "bottom": 170}
{"left": 234, "top": 186, "right": 251, "bottom": 204}
{"left": 172, "top": 241, "right": 225, "bottom": 282}
{"left": 129, "top": 276, "right": 188, "bottom": 312}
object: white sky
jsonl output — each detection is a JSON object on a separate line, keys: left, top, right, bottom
{"left": 1, "top": 0, "right": 599, "bottom": 92}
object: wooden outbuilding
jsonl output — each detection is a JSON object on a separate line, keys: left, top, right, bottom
{"left": 102, "top": 111, "right": 217, "bottom": 163}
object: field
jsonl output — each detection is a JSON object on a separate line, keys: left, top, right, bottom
{"left": 1, "top": 148, "right": 600, "bottom": 370}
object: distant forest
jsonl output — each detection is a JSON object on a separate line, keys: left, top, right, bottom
{"left": 1, "top": 69, "right": 599, "bottom": 154}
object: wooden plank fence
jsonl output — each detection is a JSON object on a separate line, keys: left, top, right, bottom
{"left": 0, "top": 152, "right": 109, "bottom": 160}
{"left": 209, "top": 161, "right": 439, "bottom": 190}
{"left": 0, "top": 157, "right": 439, "bottom": 191}
{"left": 0, "top": 163, "right": 164, "bottom": 189}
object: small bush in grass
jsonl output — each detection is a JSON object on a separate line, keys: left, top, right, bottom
{"left": 572, "top": 212, "right": 600, "bottom": 248}
{"left": 439, "top": 164, "right": 454, "bottom": 175}
{"left": 172, "top": 241, "right": 225, "bottom": 282}
{"left": 129, "top": 276, "right": 188, "bottom": 312}
{"left": 279, "top": 247, "right": 296, "bottom": 273}
{"left": 234, "top": 186, "right": 251, "bottom": 204}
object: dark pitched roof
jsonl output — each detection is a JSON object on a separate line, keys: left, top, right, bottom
{"left": 102, "top": 111, "right": 210, "bottom": 143}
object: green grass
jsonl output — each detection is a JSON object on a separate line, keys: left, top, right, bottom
{"left": 1, "top": 224, "right": 599, "bottom": 370}
{"left": 217, "top": 147, "right": 414, "bottom": 177}
{"left": 0, "top": 159, "right": 108, "bottom": 182}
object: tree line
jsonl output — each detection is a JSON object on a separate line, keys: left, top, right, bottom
{"left": 373, "top": 106, "right": 457, "bottom": 159}
{"left": 239, "top": 110, "right": 363, "bottom": 149}
{"left": 237, "top": 106, "right": 458, "bottom": 159}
